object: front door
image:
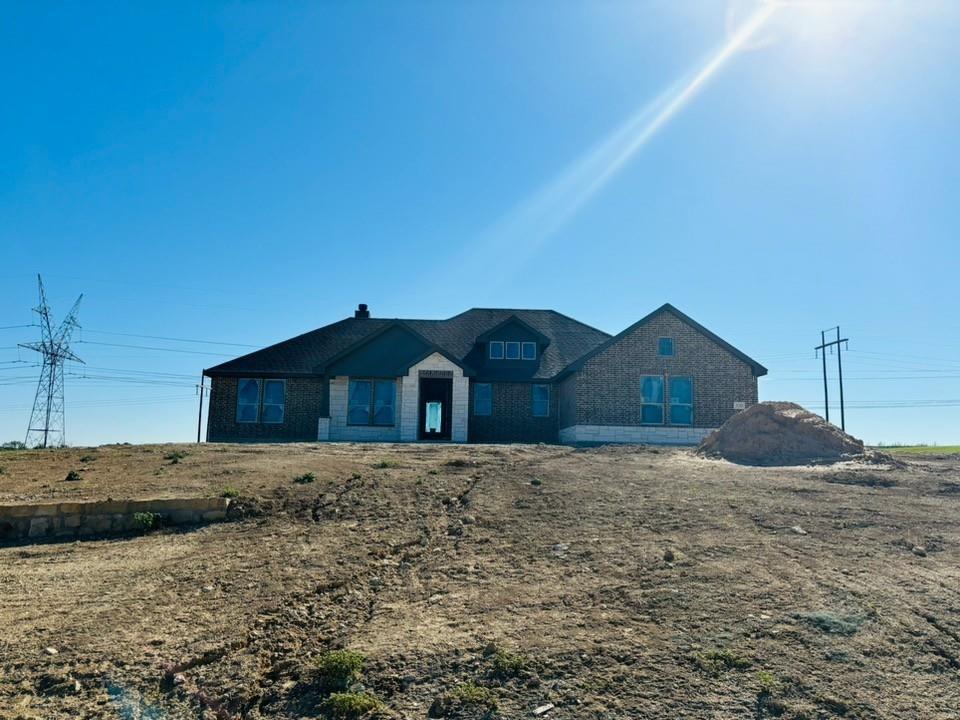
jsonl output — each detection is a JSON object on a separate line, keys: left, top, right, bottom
{"left": 418, "top": 378, "right": 452, "bottom": 440}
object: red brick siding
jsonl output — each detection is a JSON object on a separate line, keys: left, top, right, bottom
{"left": 468, "top": 381, "right": 558, "bottom": 443}
{"left": 206, "top": 377, "right": 326, "bottom": 442}
{"left": 573, "top": 313, "right": 758, "bottom": 429}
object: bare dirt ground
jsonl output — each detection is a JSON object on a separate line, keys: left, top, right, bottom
{"left": 0, "top": 442, "right": 958, "bottom": 719}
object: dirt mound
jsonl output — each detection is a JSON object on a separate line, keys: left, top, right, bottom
{"left": 698, "top": 401, "right": 866, "bottom": 466}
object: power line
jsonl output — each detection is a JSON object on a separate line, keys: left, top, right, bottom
{"left": 80, "top": 328, "right": 259, "bottom": 348}
{"left": 75, "top": 340, "right": 234, "bottom": 357}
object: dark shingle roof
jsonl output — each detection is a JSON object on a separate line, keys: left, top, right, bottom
{"left": 204, "top": 309, "right": 611, "bottom": 380}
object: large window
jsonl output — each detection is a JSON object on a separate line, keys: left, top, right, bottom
{"left": 474, "top": 383, "right": 492, "bottom": 416}
{"left": 532, "top": 384, "right": 550, "bottom": 417}
{"left": 236, "top": 378, "right": 261, "bottom": 423}
{"left": 640, "top": 375, "right": 664, "bottom": 424}
{"left": 236, "top": 378, "right": 285, "bottom": 424}
{"left": 489, "top": 341, "right": 504, "bottom": 360}
{"left": 669, "top": 377, "right": 693, "bottom": 425}
{"left": 348, "top": 379, "right": 396, "bottom": 426}
{"left": 522, "top": 342, "right": 537, "bottom": 360}
{"left": 505, "top": 341, "right": 521, "bottom": 360}
{"left": 489, "top": 340, "right": 537, "bottom": 361}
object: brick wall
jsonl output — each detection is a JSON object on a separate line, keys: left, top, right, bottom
{"left": 468, "top": 381, "right": 558, "bottom": 443}
{"left": 206, "top": 376, "right": 325, "bottom": 442}
{"left": 571, "top": 313, "right": 758, "bottom": 429}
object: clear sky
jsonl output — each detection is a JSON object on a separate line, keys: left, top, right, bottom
{"left": 1, "top": 1, "right": 958, "bottom": 447}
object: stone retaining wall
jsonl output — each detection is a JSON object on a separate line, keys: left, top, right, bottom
{"left": 0, "top": 497, "right": 231, "bottom": 543}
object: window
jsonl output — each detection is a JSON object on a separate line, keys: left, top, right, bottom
{"left": 474, "top": 383, "right": 492, "bottom": 416}
{"left": 505, "top": 341, "right": 521, "bottom": 360}
{"left": 262, "top": 380, "right": 285, "bottom": 423}
{"left": 489, "top": 341, "right": 504, "bottom": 360}
{"left": 669, "top": 376, "right": 693, "bottom": 425}
{"left": 236, "top": 378, "right": 261, "bottom": 423}
{"left": 348, "top": 379, "right": 396, "bottom": 426}
{"left": 659, "top": 337, "right": 674, "bottom": 357}
{"left": 522, "top": 342, "right": 537, "bottom": 360}
{"left": 532, "top": 384, "right": 550, "bottom": 417}
{"left": 640, "top": 375, "right": 664, "bottom": 424}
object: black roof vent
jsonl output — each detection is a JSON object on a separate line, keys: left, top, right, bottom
{"left": 354, "top": 303, "right": 370, "bottom": 319}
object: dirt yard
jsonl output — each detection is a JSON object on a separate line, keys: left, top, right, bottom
{"left": 0, "top": 442, "right": 958, "bottom": 719}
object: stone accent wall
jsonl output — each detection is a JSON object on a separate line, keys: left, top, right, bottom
{"left": 468, "top": 381, "right": 558, "bottom": 443}
{"left": 571, "top": 312, "right": 758, "bottom": 430}
{"left": 559, "top": 424, "right": 714, "bottom": 446}
{"left": 206, "top": 376, "right": 325, "bottom": 442}
{"left": 0, "top": 497, "right": 230, "bottom": 543}
{"left": 329, "top": 376, "right": 403, "bottom": 442}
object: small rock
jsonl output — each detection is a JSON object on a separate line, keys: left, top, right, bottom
{"left": 461, "top": 514, "right": 476, "bottom": 525}
{"left": 662, "top": 549, "right": 675, "bottom": 563}
{"left": 912, "top": 545, "right": 927, "bottom": 557}
{"left": 790, "top": 526, "right": 807, "bottom": 535}
{"left": 534, "top": 703, "right": 555, "bottom": 716}
{"left": 173, "top": 673, "right": 186, "bottom": 686}
{"left": 44, "top": 647, "right": 58, "bottom": 656}
{"left": 201, "top": 585, "right": 214, "bottom": 593}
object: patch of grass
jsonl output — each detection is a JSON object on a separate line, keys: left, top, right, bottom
{"left": 881, "top": 445, "right": 960, "bottom": 455}
{"left": 79, "top": 454, "right": 96, "bottom": 463}
{"left": 373, "top": 460, "right": 397, "bottom": 469}
{"left": 314, "top": 650, "right": 365, "bottom": 691}
{"left": 756, "top": 670, "right": 780, "bottom": 694}
{"left": 800, "top": 611, "right": 868, "bottom": 636}
{"left": 451, "top": 682, "right": 497, "bottom": 708}
{"left": 64, "top": 470, "right": 83, "bottom": 482}
{"left": 491, "top": 648, "right": 527, "bottom": 678}
{"left": 427, "top": 469, "right": 439, "bottom": 475}
{"left": 164, "top": 450, "right": 188, "bottom": 465}
{"left": 221, "top": 486, "right": 240, "bottom": 498}
{"left": 445, "top": 459, "right": 470, "bottom": 468}
{"left": 133, "top": 512, "right": 162, "bottom": 532}
{"left": 294, "top": 472, "right": 317, "bottom": 485}
{"left": 0, "top": 466, "right": 5, "bottom": 475}
{"left": 325, "top": 691, "right": 384, "bottom": 718}
{"left": 693, "top": 649, "right": 752, "bottom": 674}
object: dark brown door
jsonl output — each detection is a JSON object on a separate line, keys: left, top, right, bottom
{"left": 418, "top": 378, "right": 452, "bottom": 440}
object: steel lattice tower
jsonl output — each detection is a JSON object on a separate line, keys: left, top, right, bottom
{"left": 19, "top": 275, "right": 84, "bottom": 448}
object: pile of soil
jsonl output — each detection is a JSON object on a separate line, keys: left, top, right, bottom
{"left": 698, "top": 401, "right": 866, "bottom": 466}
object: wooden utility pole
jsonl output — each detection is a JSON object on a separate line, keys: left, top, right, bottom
{"left": 815, "top": 327, "right": 849, "bottom": 431}
{"left": 197, "top": 376, "right": 206, "bottom": 443}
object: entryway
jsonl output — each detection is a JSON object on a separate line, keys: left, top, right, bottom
{"left": 418, "top": 377, "right": 452, "bottom": 441}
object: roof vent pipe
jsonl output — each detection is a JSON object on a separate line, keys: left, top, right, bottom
{"left": 354, "top": 303, "right": 370, "bottom": 319}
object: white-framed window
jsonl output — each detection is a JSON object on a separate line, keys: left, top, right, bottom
{"left": 505, "top": 341, "right": 521, "bottom": 360}
{"left": 640, "top": 375, "right": 664, "bottom": 424}
{"left": 236, "top": 378, "right": 261, "bottom": 423}
{"left": 659, "top": 337, "right": 674, "bottom": 357}
{"left": 474, "top": 383, "right": 492, "bottom": 416}
{"left": 532, "top": 384, "right": 550, "bottom": 417}
{"left": 262, "top": 379, "right": 285, "bottom": 423}
{"left": 669, "top": 376, "right": 693, "bottom": 425}
{"left": 348, "top": 378, "right": 396, "bottom": 426}
{"left": 522, "top": 342, "right": 537, "bottom": 360}
{"left": 489, "top": 341, "right": 504, "bottom": 360}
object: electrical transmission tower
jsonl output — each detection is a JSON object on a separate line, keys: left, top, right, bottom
{"left": 814, "top": 326, "right": 849, "bottom": 431}
{"left": 19, "top": 275, "right": 84, "bottom": 448}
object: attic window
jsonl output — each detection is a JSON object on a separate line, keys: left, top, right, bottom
{"left": 522, "top": 342, "right": 537, "bottom": 360}
{"left": 658, "top": 337, "right": 674, "bottom": 357}
{"left": 505, "top": 341, "right": 521, "bottom": 360}
{"left": 489, "top": 341, "right": 504, "bottom": 360}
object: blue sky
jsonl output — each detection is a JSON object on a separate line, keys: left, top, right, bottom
{"left": 1, "top": 1, "right": 958, "bottom": 446}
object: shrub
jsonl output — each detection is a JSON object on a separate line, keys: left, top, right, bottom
{"left": 221, "top": 486, "right": 240, "bottom": 498}
{"left": 756, "top": 670, "right": 780, "bottom": 693}
{"left": 64, "top": 470, "right": 82, "bottom": 482}
{"left": 445, "top": 459, "right": 470, "bottom": 468}
{"left": 325, "top": 691, "right": 384, "bottom": 718}
{"left": 133, "top": 512, "right": 162, "bottom": 532}
{"left": 0, "top": 441, "right": 26, "bottom": 450}
{"left": 530, "top": 478, "right": 542, "bottom": 486}
{"left": 79, "top": 454, "right": 96, "bottom": 463}
{"left": 164, "top": 450, "right": 188, "bottom": 464}
{"left": 294, "top": 472, "right": 316, "bottom": 485}
{"left": 452, "top": 683, "right": 497, "bottom": 708}
{"left": 314, "top": 650, "right": 365, "bottom": 691}
{"left": 373, "top": 460, "right": 397, "bottom": 469}
{"left": 800, "top": 611, "right": 867, "bottom": 636}
{"left": 694, "top": 649, "right": 752, "bottom": 674}
{"left": 491, "top": 648, "right": 527, "bottom": 678}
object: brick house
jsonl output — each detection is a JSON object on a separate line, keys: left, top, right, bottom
{"left": 203, "top": 303, "right": 766, "bottom": 445}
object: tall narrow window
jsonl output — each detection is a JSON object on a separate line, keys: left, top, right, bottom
{"left": 474, "top": 383, "right": 492, "bottom": 416}
{"left": 521, "top": 342, "right": 537, "bottom": 360}
{"left": 669, "top": 377, "right": 693, "bottom": 425}
{"left": 489, "top": 341, "right": 504, "bottom": 360}
{"left": 373, "top": 379, "right": 396, "bottom": 425}
{"left": 347, "top": 380, "right": 372, "bottom": 425}
{"left": 236, "top": 378, "right": 261, "bottom": 423}
{"left": 505, "top": 341, "right": 521, "bottom": 360}
{"left": 658, "top": 337, "right": 674, "bottom": 357}
{"left": 532, "top": 384, "right": 550, "bottom": 417}
{"left": 640, "top": 375, "right": 664, "bottom": 424}
{"left": 262, "top": 380, "right": 285, "bottom": 423}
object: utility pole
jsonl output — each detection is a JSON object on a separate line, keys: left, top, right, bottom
{"left": 196, "top": 375, "right": 208, "bottom": 443}
{"left": 814, "top": 327, "right": 849, "bottom": 431}
{"left": 20, "top": 275, "right": 84, "bottom": 448}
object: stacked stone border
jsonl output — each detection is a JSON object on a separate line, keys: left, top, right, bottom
{"left": 0, "top": 497, "right": 231, "bottom": 543}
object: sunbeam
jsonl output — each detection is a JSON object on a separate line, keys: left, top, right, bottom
{"left": 449, "top": 2, "right": 778, "bottom": 291}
